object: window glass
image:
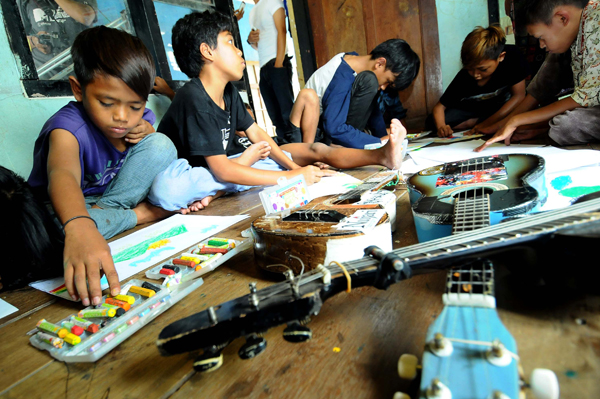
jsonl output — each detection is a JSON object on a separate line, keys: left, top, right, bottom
{"left": 153, "top": 0, "right": 215, "bottom": 80}
{"left": 17, "top": 0, "right": 134, "bottom": 80}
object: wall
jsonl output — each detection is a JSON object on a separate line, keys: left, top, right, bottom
{"left": 435, "top": 0, "right": 489, "bottom": 91}
{"left": 0, "top": 7, "right": 172, "bottom": 179}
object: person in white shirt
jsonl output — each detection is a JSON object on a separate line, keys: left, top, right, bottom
{"left": 247, "top": 0, "right": 296, "bottom": 143}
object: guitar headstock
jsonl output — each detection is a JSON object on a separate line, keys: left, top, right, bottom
{"left": 157, "top": 246, "right": 412, "bottom": 372}
{"left": 420, "top": 260, "right": 520, "bottom": 399}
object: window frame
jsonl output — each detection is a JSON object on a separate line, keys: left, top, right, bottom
{"left": 0, "top": 0, "right": 252, "bottom": 100}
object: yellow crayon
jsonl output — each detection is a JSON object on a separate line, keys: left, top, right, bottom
{"left": 128, "top": 286, "right": 155, "bottom": 298}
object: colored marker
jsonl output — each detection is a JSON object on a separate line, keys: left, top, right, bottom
{"left": 70, "top": 316, "right": 100, "bottom": 333}
{"left": 173, "top": 258, "right": 196, "bottom": 267}
{"left": 64, "top": 333, "right": 81, "bottom": 345}
{"left": 101, "top": 303, "right": 126, "bottom": 317}
{"left": 128, "top": 286, "right": 155, "bottom": 298}
{"left": 112, "top": 294, "right": 135, "bottom": 305}
{"left": 78, "top": 308, "right": 116, "bottom": 318}
{"left": 61, "top": 321, "right": 84, "bottom": 336}
{"left": 195, "top": 253, "right": 223, "bottom": 271}
{"left": 37, "top": 319, "right": 69, "bottom": 338}
{"left": 37, "top": 332, "right": 64, "bottom": 348}
{"left": 105, "top": 298, "right": 131, "bottom": 311}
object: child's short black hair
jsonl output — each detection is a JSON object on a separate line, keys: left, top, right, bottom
{"left": 172, "top": 11, "right": 233, "bottom": 79}
{"left": 71, "top": 26, "right": 156, "bottom": 101}
{"left": 515, "top": 0, "right": 589, "bottom": 32}
{"left": 370, "top": 39, "right": 421, "bottom": 91}
{"left": 0, "top": 166, "right": 63, "bottom": 292}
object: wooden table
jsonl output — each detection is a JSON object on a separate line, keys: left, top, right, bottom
{"left": 1, "top": 164, "right": 599, "bottom": 399}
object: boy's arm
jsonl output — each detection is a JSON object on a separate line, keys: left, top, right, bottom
{"left": 432, "top": 101, "right": 453, "bottom": 137}
{"left": 471, "top": 80, "right": 527, "bottom": 132}
{"left": 475, "top": 96, "right": 580, "bottom": 151}
{"left": 475, "top": 93, "right": 540, "bottom": 135}
{"left": 205, "top": 153, "right": 334, "bottom": 186}
{"left": 47, "top": 129, "right": 120, "bottom": 306}
{"left": 273, "top": 8, "right": 287, "bottom": 68}
{"left": 245, "top": 122, "right": 299, "bottom": 170}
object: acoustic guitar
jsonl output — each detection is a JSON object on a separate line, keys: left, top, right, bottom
{"left": 251, "top": 170, "right": 401, "bottom": 274}
{"left": 157, "top": 195, "right": 600, "bottom": 375}
{"left": 408, "top": 154, "right": 546, "bottom": 242}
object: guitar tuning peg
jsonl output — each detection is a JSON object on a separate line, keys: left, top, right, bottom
{"left": 392, "top": 392, "right": 411, "bottom": 399}
{"left": 238, "top": 334, "right": 267, "bottom": 359}
{"left": 193, "top": 348, "right": 224, "bottom": 373}
{"left": 529, "top": 368, "right": 559, "bottom": 399}
{"left": 397, "top": 354, "right": 419, "bottom": 380}
{"left": 282, "top": 322, "right": 312, "bottom": 343}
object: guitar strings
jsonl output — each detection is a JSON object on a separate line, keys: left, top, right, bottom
{"left": 256, "top": 193, "right": 600, "bottom": 303}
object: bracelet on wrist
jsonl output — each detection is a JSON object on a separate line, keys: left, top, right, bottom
{"left": 62, "top": 215, "right": 98, "bottom": 230}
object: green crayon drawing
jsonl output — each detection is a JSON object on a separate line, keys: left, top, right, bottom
{"left": 113, "top": 224, "right": 188, "bottom": 263}
{"left": 559, "top": 185, "right": 600, "bottom": 198}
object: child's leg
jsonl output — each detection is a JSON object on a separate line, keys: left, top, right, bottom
{"left": 282, "top": 119, "right": 407, "bottom": 170}
{"left": 345, "top": 71, "right": 379, "bottom": 131}
{"left": 88, "top": 133, "right": 177, "bottom": 238}
{"left": 290, "top": 88, "right": 320, "bottom": 143}
{"left": 548, "top": 106, "right": 600, "bottom": 145}
{"left": 148, "top": 159, "right": 240, "bottom": 211}
{"left": 96, "top": 133, "right": 176, "bottom": 209}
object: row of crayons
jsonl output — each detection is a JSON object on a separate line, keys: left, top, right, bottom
{"left": 162, "top": 238, "right": 236, "bottom": 274}
{"left": 34, "top": 284, "right": 159, "bottom": 350}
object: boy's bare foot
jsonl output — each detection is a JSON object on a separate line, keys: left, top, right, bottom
{"left": 179, "top": 191, "right": 226, "bottom": 214}
{"left": 234, "top": 141, "right": 271, "bottom": 166}
{"left": 134, "top": 201, "right": 176, "bottom": 224}
{"left": 380, "top": 118, "right": 407, "bottom": 170}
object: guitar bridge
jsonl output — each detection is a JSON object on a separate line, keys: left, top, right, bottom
{"left": 283, "top": 210, "right": 346, "bottom": 223}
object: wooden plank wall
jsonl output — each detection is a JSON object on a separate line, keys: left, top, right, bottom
{"left": 305, "top": 0, "right": 442, "bottom": 128}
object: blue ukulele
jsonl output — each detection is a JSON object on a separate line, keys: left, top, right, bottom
{"left": 407, "top": 154, "right": 547, "bottom": 242}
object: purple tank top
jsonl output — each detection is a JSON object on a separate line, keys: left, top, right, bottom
{"left": 28, "top": 101, "right": 156, "bottom": 197}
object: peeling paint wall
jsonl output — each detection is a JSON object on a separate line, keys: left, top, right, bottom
{"left": 436, "top": 0, "right": 490, "bottom": 91}
{"left": 0, "top": 8, "right": 171, "bottom": 179}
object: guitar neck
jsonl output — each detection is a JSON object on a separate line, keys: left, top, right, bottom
{"left": 333, "top": 197, "right": 600, "bottom": 282}
{"left": 452, "top": 192, "right": 491, "bottom": 235}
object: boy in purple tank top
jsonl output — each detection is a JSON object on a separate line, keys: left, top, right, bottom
{"left": 27, "top": 27, "right": 176, "bottom": 306}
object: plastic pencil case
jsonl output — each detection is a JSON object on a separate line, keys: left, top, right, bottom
{"left": 145, "top": 237, "right": 252, "bottom": 283}
{"left": 29, "top": 278, "right": 204, "bottom": 362}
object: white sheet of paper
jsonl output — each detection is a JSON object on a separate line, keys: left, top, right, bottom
{"left": 543, "top": 165, "right": 600, "bottom": 211}
{"left": 0, "top": 298, "right": 18, "bottom": 319}
{"left": 307, "top": 172, "right": 362, "bottom": 200}
{"left": 30, "top": 214, "right": 248, "bottom": 300}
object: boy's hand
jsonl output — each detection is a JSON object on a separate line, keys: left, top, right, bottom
{"left": 153, "top": 77, "right": 175, "bottom": 100}
{"left": 248, "top": 29, "right": 260, "bottom": 45}
{"left": 125, "top": 119, "right": 155, "bottom": 144}
{"left": 474, "top": 122, "right": 517, "bottom": 152}
{"left": 63, "top": 219, "right": 120, "bottom": 306}
{"left": 299, "top": 165, "right": 338, "bottom": 185}
{"left": 437, "top": 125, "right": 453, "bottom": 137}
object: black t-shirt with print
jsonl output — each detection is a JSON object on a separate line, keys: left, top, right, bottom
{"left": 158, "top": 78, "right": 255, "bottom": 168}
{"left": 440, "top": 45, "right": 530, "bottom": 115}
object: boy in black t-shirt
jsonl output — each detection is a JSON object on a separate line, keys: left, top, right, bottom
{"left": 429, "top": 26, "right": 530, "bottom": 137}
{"left": 150, "top": 11, "right": 407, "bottom": 213}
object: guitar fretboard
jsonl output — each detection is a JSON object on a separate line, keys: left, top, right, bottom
{"left": 452, "top": 194, "right": 491, "bottom": 234}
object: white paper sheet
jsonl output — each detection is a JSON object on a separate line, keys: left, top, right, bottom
{"left": 307, "top": 172, "right": 362, "bottom": 200}
{"left": 30, "top": 214, "right": 248, "bottom": 300}
{"left": 0, "top": 298, "right": 18, "bottom": 319}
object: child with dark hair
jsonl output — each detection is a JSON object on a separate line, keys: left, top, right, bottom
{"left": 477, "top": 0, "right": 600, "bottom": 151}
{"left": 429, "top": 25, "right": 529, "bottom": 137}
{"left": 0, "top": 166, "right": 63, "bottom": 292}
{"left": 287, "top": 39, "right": 420, "bottom": 147}
{"left": 149, "top": 11, "right": 407, "bottom": 213}
{"left": 27, "top": 26, "right": 177, "bottom": 305}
